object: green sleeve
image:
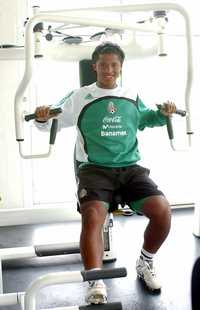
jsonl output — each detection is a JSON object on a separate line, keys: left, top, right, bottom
{"left": 137, "top": 96, "right": 167, "bottom": 130}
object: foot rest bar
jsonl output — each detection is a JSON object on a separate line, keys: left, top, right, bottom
{"left": 81, "top": 267, "right": 127, "bottom": 282}
{"left": 41, "top": 303, "right": 122, "bottom": 310}
{"left": 35, "top": 243, "right": 80, "bottom": 256}
{"left": 24, "top": 269, "right": 126, "bottom": 310}
{"left": 79, "top": 302, "right": 122, "bottom": 310}
{"left": 0, "top": 292, "right": 25, "bottom": 307}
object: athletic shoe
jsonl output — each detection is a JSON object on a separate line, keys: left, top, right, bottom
{"left": 85, "top": 280, "right": 107, "bottom": 304}
{"left": 136, "top": 256, "right": 162, "bottom": 291}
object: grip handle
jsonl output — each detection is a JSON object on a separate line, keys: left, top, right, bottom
{"left": 156, "top": 104, "right": 186, "bottom": 117}
{"left": 49, "top": 119, "right": 58, "bottom": 145}
{"left": 175, "top": 109, "right": 186, "bottom": 117}
{"left": 24, "top": 107, "right": 62, "bottom": 121}
{"left": 166, "top": 117, "right": 174, "bottom": 140}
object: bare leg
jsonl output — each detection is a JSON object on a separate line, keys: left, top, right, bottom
{"left": 80, "top": 200, "right": 108, "bottom": 270}
{"left": 142, "top": 195, "right": 171, "bottom": 253}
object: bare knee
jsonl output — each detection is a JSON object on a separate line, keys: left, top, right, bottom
{"left": 143, "top": 196, "right": 171, "bottom": 222}
{"left": 80, "top": 201, "right": 108, "bottom": 230}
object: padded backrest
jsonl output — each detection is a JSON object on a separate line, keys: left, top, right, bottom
{"left": 79, "top": 59, "right": 96, "bottom": 87}
{"left": 191, "top": 257, "right": 200, "bottom": 310}
{"left": 74, "top": 59, "right": 97, "bottom": 179}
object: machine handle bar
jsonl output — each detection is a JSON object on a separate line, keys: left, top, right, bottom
{"left": 79, "top": 302, "right": 122, "bottom": 310}
{"left": 156, "top": 104, "right": 186, "bottom": 117}
{"left": 81, "top": 267, "right": 127, "bottom": 282}
{"left": 24, "top": 107, "right": 62, "bottom": 121}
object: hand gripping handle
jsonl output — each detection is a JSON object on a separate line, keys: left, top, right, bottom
{"left": 24, "top": 107, "right": 62, "bottom": 121}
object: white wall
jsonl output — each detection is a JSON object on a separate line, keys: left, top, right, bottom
{"left": 0, "top": 0, "right": 29, "bottom": 46}
{"left": 0, "top": 61, "right": 24, "bottom": 208}
{"left": 0, "top": 0, "right": 29, "bottom": 209}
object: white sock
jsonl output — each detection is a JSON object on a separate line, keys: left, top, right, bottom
{"left": 141, "top": 248, "right": 155, "bottom": 261}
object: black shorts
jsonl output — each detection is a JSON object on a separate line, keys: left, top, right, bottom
{"left": 77, "top": 164, "right": 164, "bottom": 212}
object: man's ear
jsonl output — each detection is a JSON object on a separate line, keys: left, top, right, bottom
{"left": 92, "top": 63, "right": 97, "bottom": 72}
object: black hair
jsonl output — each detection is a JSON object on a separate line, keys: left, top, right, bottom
{"left": 91, "top": 41, "right": 125, "bottom": 64}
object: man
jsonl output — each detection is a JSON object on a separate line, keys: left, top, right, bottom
{"left": 35, "top": 42, "right": 176, "bottom": 305}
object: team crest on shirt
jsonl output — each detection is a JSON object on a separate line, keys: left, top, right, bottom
{"left": 107, "top": 102, "right": 117, "bottom": 114}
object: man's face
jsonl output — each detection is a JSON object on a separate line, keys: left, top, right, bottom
{"left": 92, "top": 53, "right": 122, "bottom": 89}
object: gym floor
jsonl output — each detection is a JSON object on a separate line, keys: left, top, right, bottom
{"left": 0, "top": 208, "right": 198, "bottom": 310}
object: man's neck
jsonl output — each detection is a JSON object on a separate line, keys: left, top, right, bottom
{"left": 96, "top": 82, "right": 117, "bottom": 89}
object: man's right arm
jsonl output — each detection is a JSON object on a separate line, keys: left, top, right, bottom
{"left": 34, "top": 90, "right": 77, "bottom": 131}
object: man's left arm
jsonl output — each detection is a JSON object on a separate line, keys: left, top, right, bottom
{"left": 138, "top": 97, "right": 176, "bottom": 130}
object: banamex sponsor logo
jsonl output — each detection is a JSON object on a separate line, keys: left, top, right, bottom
{"left": 101, "top": 130, "right": 127, "bottom": 136}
